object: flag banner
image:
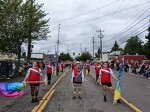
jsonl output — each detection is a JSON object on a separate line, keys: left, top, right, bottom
{"left": 114, "top": 64, "right": 122, "bottom": 104}
{"left": 0, "top": 82, "right": 24, "bottom": 98}
{"left": 85, "top": 69, "right": 88, "bottom": 76}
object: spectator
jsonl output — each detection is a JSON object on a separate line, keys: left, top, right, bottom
{"left": 6, "top": 62, "right": 10, "bottom": 79}
{"left": 12, "top": 62, "right": 16, "bottom": 75}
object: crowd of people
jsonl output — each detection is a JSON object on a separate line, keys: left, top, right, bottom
{"left": 2, "top": 59, "right": 149, "bottom": 103}
{"left": 109, "top": 61, "right": 150, "bottom": 79}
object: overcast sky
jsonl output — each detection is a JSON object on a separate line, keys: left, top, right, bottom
{"left": 31, "top": 0, "right": 150, "bottom": 56}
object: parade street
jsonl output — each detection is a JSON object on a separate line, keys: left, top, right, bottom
{"left": 0, "top": 68, "right": 149, "bottom": 112}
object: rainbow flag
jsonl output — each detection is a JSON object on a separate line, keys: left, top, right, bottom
{"left": 0, "top": 82, "right": 24, "bottom": 98}
{"left": 114, "top": 64, "right": 122, "bottom": 104}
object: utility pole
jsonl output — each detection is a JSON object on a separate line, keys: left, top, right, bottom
{"left": 56, "top": 23, "right": 61, "bottom": 62}
{"left": 97, "top": 29, "right": 104, "bottom": 61}
{"left": 67, "top": 45, "right": 69, "bottom": 54}
{"left": 84, "top": 47, "right": 87, "bottom": 53}
{"left": 92, "top": 37, "right": 95, "bottom": 60}
{"left": 80, "top": 43, "right": 82, "bottom": 54}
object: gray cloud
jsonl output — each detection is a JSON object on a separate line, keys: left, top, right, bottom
{"left": 32, "top": 0, "right": 150, "bottom": 55}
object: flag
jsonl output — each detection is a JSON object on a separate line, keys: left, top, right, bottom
{"left": 85, "top": 69, "right": 88, "bottom": 76}
{"left": 0, "top": 82, "right": 24, "bottom": 98}
{"left": 114, "top": 81, "right": 121, "bottom": 104}
{"left": 114, "top": 64, "right": 122, "bottom": 104}
{"left": 54, "top": 70, "right": 56, "bottom": 76}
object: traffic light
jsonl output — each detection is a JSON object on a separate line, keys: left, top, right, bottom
{"left": 78, "top": 53, "right": 80, "bottom": 56}
{"left": 73, "top": 52, "right": 75, "bottom": 56}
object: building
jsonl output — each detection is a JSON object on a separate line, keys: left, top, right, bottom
{"left": 118, "top": 55, "right": 146, "bottom": 68}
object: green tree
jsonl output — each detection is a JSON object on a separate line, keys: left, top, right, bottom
{"left": 24, "top": 0, "right": 50, "bottom": 61}
{"left": 75, "top": 52, "right": 92, "bottom": 61}
{"left": 111, "top": 41, "right": 119, "bottom": 52}
{"left": 124, "top": 36, "right": 143, "bottom": 55}
{"left": 0, "top": 0, "right": 50, "bottom": 63}
{"left": 95, "top": 48, "right": 101, "bottom": 59}
{"left": 59, "top": 53, "right": 73, "bottom": 61}
{"left": 144, "top": 26, "right": 150, "bottom": 59}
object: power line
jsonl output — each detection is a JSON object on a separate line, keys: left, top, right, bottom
{"left": 103, "top": 22, "right": 149, "bottom": 48}
{"left": 51, "top": 2, "right": 150, "bottom": 31}
{"left": 103, "top": 14, "right": 150, "bottom": 43}
{"left": 50, "top": 0, "right": 121, "bottom": 23}
{"left": 104, "top": 25, "right": 149, "bottom": 51}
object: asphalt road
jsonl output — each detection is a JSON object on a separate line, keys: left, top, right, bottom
{"left": 0, "top": 68, "right": 149, "bottom": 112}
{"left": 112, "top": 70, "right": 150, "bottom": 112}
{"left": 0, "top": 70, "right": 63, "bottom": 112}
{"left": 44, "top": 69, "right": 134, "bottom": 112}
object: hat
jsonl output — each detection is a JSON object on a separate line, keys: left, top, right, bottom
{"left": 75, "top": 61, "right": 80, "bottom": 65}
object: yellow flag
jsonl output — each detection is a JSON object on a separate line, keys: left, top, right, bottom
{"left": 54, "top": 70, "right": 56, "bottom": 76}
{"left": 86, "top": 69, "right": 88, "bottom": 76}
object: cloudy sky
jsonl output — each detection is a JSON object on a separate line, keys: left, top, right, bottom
{"left": 32, "top": 0, "right": 150, "bottom": 56}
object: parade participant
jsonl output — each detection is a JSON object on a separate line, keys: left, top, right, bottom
{"left": 23, "top": 62, "right": 46, "bottom": 103}
{"left": 92, "top": 61, "right": 101, "bottom": 84}
{"left": 56, "top": 62, "right": 60, "bottom": 76}
{"left": 72, "top": 60, "right": 76, "bottom": 70}
{"left": 61, "top": 61, "right": 64, "bottom": 72}
{"left": 99, "top": 61, "right": 120, "bottom": 103}
{"left": 71, "top": 61, "right": 84, "bottom": 99}
{"left": 85, "top": 60, "right": 90, "bottom": 75}
{"left": 46, "top": 61, "right": 53, "bottom": 85}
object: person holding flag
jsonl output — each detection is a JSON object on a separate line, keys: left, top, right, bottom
{"left": 99, "top": 61, "right": 120, "bottom": 103}
{"left": 46, "top": 61, "right": 53, "bottom": 85}
{"left": 23, "top": 62, "right": 46, "bottom": 103}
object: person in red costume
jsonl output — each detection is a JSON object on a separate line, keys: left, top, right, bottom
{"left": 56, "top": 62, "right": 60, "bottom": 76}
{"left": 23, "top": 62, "right": 46, "bottom": 103}
{"left": 85, "top": 60, "right": 90, "bottom": 75}
{"left": 71, "top": 61, "right": 84, "bottom": 99}
{"left": 92, "top": 61, "right": 101, "bottom": 84}
{"left": 99, "top": 61, "right": 120, "bottom": 103}
{"left": 46, "top": 61, "right": 53, "bottom": 85}
{"left": 72, "top": 60, "right": 76, "bottom": 70}
{"left": 61, "top": 61, "right": 64, "bottom": 72}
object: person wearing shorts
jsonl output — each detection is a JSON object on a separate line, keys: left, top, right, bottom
{"left": 99, "top": 62, "right": 120, "bottom": 103}
{"left": 23, "top": 62, "right": 46, "bottom": 103}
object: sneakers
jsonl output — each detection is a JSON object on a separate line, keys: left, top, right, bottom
{"left": 79, "top": 95, "right": 82, "bottom": 99}
{"left": 117, "top": 99, "right": 121, "bottom": 104}
{"left": 72, "top": 96, "right": 76, "bottom": 99}
{"left": 34, "top": 98, "right": 39, "bottom": 102}
{"left": 104, "top": 96, "right": 107, "bottom": 102}
{"left": 31, "top": 99, "right": 34, "bottom": 103}
{"left": 48, "top": 81, "right": 51, "bottom": 85}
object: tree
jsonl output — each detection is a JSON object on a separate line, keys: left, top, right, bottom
{"left": 24, "top": 0, "right": 50, "bottom": 61}
{"left": 144, "top": 26, "right": 150, "bottom": 59}
{"left": 95, "top": 48, "right": 101, "bottom": 59}
{"left": 0, "top": 0, "right": 26, "bottom": 63}
{"left": 124, "top": 36, "right": 143, "bottom": 55}
{"left": 59, "top": 53, "right": 73, "bottom": 61}
{"left": 0, "top": 0, "right": 50, "bottom": 63}
{"left": 111, "top": 41, "right": 119, "bottom": 52}
{"left": 75, "top": 52, "right": 92, "bottom": 61}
